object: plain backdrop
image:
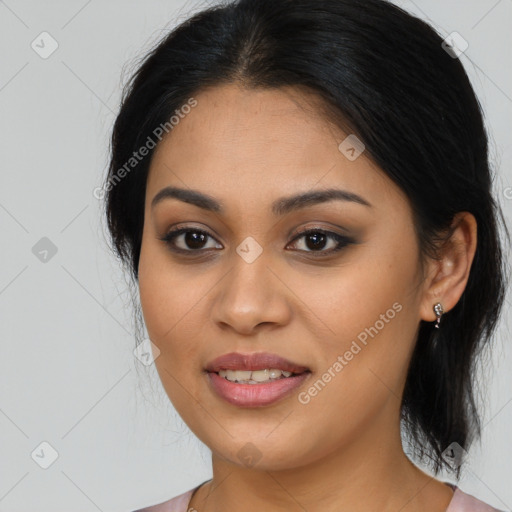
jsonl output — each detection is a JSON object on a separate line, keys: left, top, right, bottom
{"left": 1, "top": 1, "right": 511, "bottom": 511}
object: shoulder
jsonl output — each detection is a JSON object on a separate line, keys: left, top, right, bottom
{"left": 131, "top": 487, "right": 194, "bottom": 512}
{"left": 447, "top": 486, "right": 507, "bottom": 512}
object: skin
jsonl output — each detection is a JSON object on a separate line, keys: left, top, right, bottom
{"left": 138, "top": 83, "right": 477, "bottom": 512}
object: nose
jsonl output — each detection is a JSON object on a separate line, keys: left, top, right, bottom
{"left": 211, "top": 250, "right": 292, "bottom": 335}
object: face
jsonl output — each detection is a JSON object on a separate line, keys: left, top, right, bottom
{"left": 138, "top": 83, "right": 428, "bottom": 471}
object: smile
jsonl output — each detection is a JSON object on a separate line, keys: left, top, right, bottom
{"left": 205, "top": 352, "right": 311, "bottom": 407}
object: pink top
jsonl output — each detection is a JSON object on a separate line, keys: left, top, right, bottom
{"left": 132, "top": 481, "right": 507, "bottom": 512}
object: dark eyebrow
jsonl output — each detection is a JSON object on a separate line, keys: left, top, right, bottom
{"left": 151, "top": 186, "right": 222, "bottom": 212}
{"left": 151, "top": 186, "right": 372, "bottom": 214}
{"left": 271, "top": 188, "right": 372, "bottom": 215}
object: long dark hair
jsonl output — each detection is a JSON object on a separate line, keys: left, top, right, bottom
{"left": 103, "top": 0, "right": 509, "bottom": 476}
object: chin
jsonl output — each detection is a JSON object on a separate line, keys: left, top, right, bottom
{"left": 204, "top": 431, "right": 322, "bottom": 472}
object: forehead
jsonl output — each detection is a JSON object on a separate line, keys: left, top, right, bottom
{"left": 145, "top": 83, "right": 403, "bottom": 215}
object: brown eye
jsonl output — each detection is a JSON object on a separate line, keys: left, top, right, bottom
{"left": 159, "top": 228, "right": 222, "bottom": 252}
{"left": 287, "top": 229, "right": 353, "bottom": 255}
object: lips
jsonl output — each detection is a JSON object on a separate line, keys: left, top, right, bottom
{"left": 205, "top": 352, "right": 311, "bottom": 407}
{"left": 205, "top": 352, "right": 310, "bottom": 373}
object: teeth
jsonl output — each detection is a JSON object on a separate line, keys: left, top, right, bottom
{"left": 234, "top": 370, "right": 252, "bottom": 381}
{"left": 218, "top": 368, "right": 295, "bottom": 383}
{"left": 251, "top": 369, "right": 269, "bottom": 382}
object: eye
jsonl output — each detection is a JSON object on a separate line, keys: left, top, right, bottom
{"left": 286, "top": 228, "right": 353, "bottom": 255}
{"left": 159, "top": 227, "right": 223, "bottom": 253}
{"left": 159, "top": 226, "right": 354, "bottom": 256}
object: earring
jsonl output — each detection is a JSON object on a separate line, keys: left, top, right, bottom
{"left": 433, "top": 302, "right": 444, "bottom": 329}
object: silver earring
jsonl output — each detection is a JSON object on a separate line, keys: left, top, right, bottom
{"left": 433, "top": 302, "right": 444, "bottom": 329}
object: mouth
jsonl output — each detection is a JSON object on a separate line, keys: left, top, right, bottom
{"left": 205, "top": 352, "right": 311, "bottom": 407}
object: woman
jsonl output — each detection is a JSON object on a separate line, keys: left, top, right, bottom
{"left": 103, "top": 0, "right": 510, "bottom": 510}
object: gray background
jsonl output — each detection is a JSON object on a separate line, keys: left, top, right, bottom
{"left": 1, "top": 1, "right": 511, "bottom": 511}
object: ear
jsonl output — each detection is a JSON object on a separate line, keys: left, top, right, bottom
{"left": 419, "top": 211, "right": 478, "bottom": 323}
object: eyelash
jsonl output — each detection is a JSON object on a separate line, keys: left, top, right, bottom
{"left": 158, "top": 226, "right": 354, "bottom": 257}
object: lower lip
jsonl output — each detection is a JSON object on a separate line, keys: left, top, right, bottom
{"left": 207, "top": 371, "right": 311, "bottom": 407}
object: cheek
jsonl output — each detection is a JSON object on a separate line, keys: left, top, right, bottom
{"left": 138, "top": 236, "right": 190, "bottom": 338}
{"left": 295, "top": 241, "right": 418, "bottom": 339}
{"left": 138, "top": 240, "right": 218, "bottom": 378}
{"left": 138, "top": 240, "right": 186, "bottom": 356}
{"left": 138, "top": 250, "right": 206, "bottom": 415}
{"left": 292, "top": 233, "right": 421, "bottom": 391}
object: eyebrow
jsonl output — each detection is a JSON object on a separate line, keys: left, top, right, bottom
{"left": 151, "top": 186, "right": 372, "bottom": 215}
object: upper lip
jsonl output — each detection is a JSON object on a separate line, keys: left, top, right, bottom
{"left": 205, "top": 352, "right": 310, "bottom": 373}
